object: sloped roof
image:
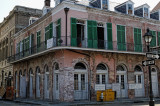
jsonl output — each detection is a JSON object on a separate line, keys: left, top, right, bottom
{"left": 152, "top": 2, "right": 160, "bottom": 12}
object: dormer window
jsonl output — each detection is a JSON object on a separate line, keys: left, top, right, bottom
{"left": 115, "top": 0, "right": 134, "bottom": 15}
{"left": 90, "top": 0, "right": 108, "bottom": 10}
{"left": 134, "top": 4, "right": 150, "bottom": 18}
{"left": 128, "top": 4, "right": 133, "bottom": 14}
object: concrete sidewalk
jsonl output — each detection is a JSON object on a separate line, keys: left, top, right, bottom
{"left": 11, "top": 98, "right": 160, "bottom": 106}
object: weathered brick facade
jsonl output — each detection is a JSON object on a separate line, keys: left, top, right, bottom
{"left": 10, "top": 1, "right": 160, "bottom": 102}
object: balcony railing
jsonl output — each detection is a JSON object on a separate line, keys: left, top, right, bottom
{"left": 8, "top": 37, "right": 147, "bottom": 62}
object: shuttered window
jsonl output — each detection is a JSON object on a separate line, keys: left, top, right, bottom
{"left": 117, "top": 25, "right": 126, "bottom": 51}
{"left": 71, "top": 18, "right": 77, "bottom": 46}
{"left": 87, "top": 20, "right": 97, "bottom": 48}
{"left": 107, "top": 23, "right": 113, "bottom": 50}
{"left": 134, "top": 28, "right": 142, "bottom": 52}
{"left": 150, "top": 30, "right": 156, "bottom": 47}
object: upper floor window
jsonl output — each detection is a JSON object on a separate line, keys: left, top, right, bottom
{"left": 102, "top": 0, "right": 108, "bottom": 10}
{"left": 144, "top": 7, "right": 148, "bottom": 18}
{"left": 128, "top": 4, "right": 133, "bottom": 14}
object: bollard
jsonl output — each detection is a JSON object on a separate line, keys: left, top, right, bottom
{"left": 100, "top": 92, "right": 103, "bottom": 102}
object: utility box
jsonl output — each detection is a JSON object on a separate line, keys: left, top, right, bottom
{"left": 97, "top": 89, "right": 115, "bottom": 102}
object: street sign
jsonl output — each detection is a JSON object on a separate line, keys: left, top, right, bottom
{"left": 146, "top": 53, "right": 160, "bottom": 59}
{"left": 142, "top": 60, "right": 155, "bottom": 66}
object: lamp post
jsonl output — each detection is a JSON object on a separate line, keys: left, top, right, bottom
{"left": 144, "top": 28, "right": 154, "bottom": 106}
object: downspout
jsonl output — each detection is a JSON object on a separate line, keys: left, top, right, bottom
{"left": 64, "top": 7, "right": 69, "bottom": 46}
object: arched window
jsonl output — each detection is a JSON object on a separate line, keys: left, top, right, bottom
{"left": 96, "top": 63, "right": 108, "bottom": 84}
{"left": 74, "top": 62, "right": 86, "bottom": 70}
{"left": 152, "top": 68, "right": 156, "bottom": 72}
{"left": 134, "top": 65, "right": 143, "bottom": 84}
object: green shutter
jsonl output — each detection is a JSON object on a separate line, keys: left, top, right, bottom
{"left": 107, "top": 23, "right": 113, "bottom": 50}
{"left": 134, "top": 28, "right": 142, "bottom": 52}
{"left": 57, "top": 19, "right": 61, "bottom": 46}
{"left": 92, "top": 21, "right": 97, "bottom": 48}
{"left": 150, "top": 31, "right": 156, "bottom": 47}
{"left": 158, "top": 32, "right": 160, "bottom": 46}
{"left": 87, "top": 20, "right": 93, "bottom": 48}
{"left": 49, "top": 23, "right": 53, "bottom": 39}
{"left": 117, "top": 25, "right": 126, "bottom": 51}
{"left": 71, "top": 18, "right": 77, "bottom": 46}
{"left": 87, "top": 20, "right": 97, "bottom": 48}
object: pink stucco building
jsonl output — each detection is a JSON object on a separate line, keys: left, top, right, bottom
{"left": 9, "top": 0, "right": 160, "bottom": 101}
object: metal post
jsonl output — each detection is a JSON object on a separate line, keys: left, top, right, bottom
{"left": 147, "top": 45, "right": 155, "bottom": 106}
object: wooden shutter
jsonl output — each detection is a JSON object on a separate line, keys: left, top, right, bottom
{"left": 92, "top": 21, "right": 98, "bottom": 48}
{"left": 117, "top": 25, "right": 126, "bottom": 51}
{"left": 107, "top": 23, "right": 113, "bottom": 50}
{"left": 87, "top": 20, "right": 93, "bottom": 48}
{"left": 71, "top": 18, "right": 77, "bottom": 46}
{"left": 57, "top": 19, "right": 61, "bottom": 46}
{"left": 150, "top": 31, "right": 156, "bottom": 47}
{"left": 158, "top": 32, "right": 160, "bottom": 46}
{"left": 134, "top": 28, "right": 142, "bottom": 52}
{"left": 49, "top": 23, "right": 53, "bottom": 39}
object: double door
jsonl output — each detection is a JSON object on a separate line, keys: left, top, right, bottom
{"left": 116, "top": 74, "right": 128, "bottom": 98}
{"left": 74, "top": 73, "right": 88, "bottom": 100}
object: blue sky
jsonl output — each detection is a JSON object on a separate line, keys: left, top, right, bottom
{"left": 0, "top": 0, "right": 159, "bottom": 23}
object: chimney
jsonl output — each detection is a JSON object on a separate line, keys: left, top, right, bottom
{"left": 45, "top": 0, "right": 51, "bottom": 7}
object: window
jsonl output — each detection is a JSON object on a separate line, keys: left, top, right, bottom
{"left": 74, "top": 74, "right": 78, "bottom": 90}
{"left": 102, "top": 0, "right": 108, "bottom": 9}
{"left": 144, "top": 7, "right": 148, "bottom": 18}
{"left": 74, "top": 63, "right": 86, "bottom": 70}
{"left": 128, "top": 4, "right": 132, "bottom": 14}
{"left": 96, "top": 75, "right": 100, "bottom": 84}
{"left": 121, "top": 75, "right": 125, "bottom": 89}
{"left": 56, "top": 74, "right": 58, "bottom": 90}
{"left": 81, "top": 74, "right": 85, "bottom": 90}
{"left": 117, "top": 25, "right": 126, "bottom": 51}
{"left": 96, "top": 64, "right": 107, "bottom": 84}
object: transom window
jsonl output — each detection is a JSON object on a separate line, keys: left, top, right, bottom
{"left": 74, "top": 63, "right": 86, "bottom": 70}
{"left": 116, "top": 65, "right": 125, "bottom": 71}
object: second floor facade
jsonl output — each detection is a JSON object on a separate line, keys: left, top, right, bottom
{"left": 9, "top": 1, "right": 160, "bottom": 62}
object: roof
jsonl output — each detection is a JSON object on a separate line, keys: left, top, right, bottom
{"left": 152, "top": 2, "right": 160, "bottom": 12}
{"left": 115, "top": 0, "right": 134, "bottom": 9}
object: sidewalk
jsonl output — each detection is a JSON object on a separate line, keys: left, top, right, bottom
{"left": 12, "top": 98, "right": 160, "bottom": 106}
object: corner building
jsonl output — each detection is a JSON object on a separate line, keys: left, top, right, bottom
{"left": 10, "top": 0, "right": 160, "bottom": 101}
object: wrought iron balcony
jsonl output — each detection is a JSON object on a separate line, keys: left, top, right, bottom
{"left": 8, "top": 37, "right": 147, "bottom": 62}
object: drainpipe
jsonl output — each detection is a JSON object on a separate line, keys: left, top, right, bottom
{"left": 64, "top": 7, "right": 69, "bottom": 46}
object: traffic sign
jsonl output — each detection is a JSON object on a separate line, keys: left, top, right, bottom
{"left": 146, "top": 53, "right": 160, "bottom": 59}
{"left": 142, "top": 60, "right": 155, "bottom": 66}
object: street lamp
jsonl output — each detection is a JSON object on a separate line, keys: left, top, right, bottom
{"left": 144, "top": 28, "right": 154, "bottom": 106}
